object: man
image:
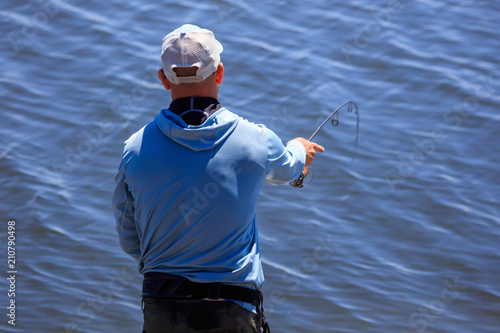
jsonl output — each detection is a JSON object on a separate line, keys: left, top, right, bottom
{"left": 112, "top": 24, "right": 324, "bottom": 332}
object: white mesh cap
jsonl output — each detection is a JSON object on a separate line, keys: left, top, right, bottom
{"left": 161, "top": 24, "right": 223, "bottom": 85}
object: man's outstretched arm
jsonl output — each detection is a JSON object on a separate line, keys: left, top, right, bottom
{"left": 265, "top": 129, "right": 324, "bottom": 185}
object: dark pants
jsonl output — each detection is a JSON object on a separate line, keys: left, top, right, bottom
{"left": 142, "top": 297, "right": 261, "bottom": 333}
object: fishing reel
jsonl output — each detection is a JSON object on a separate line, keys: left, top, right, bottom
{"left": 290, "top": 168, "right": 308, "bottom": 188}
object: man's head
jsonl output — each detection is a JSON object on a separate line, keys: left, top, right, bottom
{"left": 158, "top": 24, "right": 224, "bottom": 99}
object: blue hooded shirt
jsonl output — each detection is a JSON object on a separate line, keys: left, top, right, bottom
{"left": 112, "top": 104, "right": 305, "bottom": 290}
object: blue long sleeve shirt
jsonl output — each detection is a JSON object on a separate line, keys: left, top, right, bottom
{"left": 112, "top": 99, "right": 305, "bottom": 290}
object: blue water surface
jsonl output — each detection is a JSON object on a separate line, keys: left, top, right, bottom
{"left": 1, "top": 0, "right": 499, "bottom": 332}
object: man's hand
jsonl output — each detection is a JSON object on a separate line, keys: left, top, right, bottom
{"left": 290, "top": 137, "right": 325, "bottom": 168}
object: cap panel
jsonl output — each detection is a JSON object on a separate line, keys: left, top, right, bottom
{"left": 161, "top": 24, "right": 223, "bottom": 85}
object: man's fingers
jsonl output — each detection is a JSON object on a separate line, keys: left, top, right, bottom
{"left": 312, "top": 142, "right": 325, "bottom": 153}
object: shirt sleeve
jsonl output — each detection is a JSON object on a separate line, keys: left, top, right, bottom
{"left": 112, "top": 159, "right": 141, "bottom": 261}
{"left": 265, "top": 129, "right": 306, "bottom": 185}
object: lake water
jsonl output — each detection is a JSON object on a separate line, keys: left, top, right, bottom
{"left": 1, "top": 0, "right": 499, "bottom": 332}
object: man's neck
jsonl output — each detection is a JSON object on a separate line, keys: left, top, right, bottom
{"left": 171, "top": 92, "right": 218, "bottom": 100}
{"left": 170, "top": 84, "right": 219, "bottom": 101}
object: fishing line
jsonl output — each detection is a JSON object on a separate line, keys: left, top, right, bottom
{"left": 290, "top": 100, "right": 360, "bottom": 188}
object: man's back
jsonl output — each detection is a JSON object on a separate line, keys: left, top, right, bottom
{"left": 113, "top": 106, "right": 305, "bottom": 289}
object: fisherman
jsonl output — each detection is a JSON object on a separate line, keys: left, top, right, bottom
{"left": 112, "top": 24, "right": 324, "bottom": 332}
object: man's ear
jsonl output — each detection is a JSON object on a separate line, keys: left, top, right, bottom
{"left": 158, "top": 69, "right": 171, "bottom": 90}
{"left": 215, "top": 62, "right": 224, "bottom": 84}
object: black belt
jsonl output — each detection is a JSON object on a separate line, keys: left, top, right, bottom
{"left": 142, "top": 272, "right": 262, "bottom": 309}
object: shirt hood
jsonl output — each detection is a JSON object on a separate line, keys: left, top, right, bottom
{"left": 154, "top": 107, "right": 239, "bottom": 151}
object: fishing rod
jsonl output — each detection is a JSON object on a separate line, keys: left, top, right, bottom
{"left": 290, "top": 100, "right": 360, "bottom": 188}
